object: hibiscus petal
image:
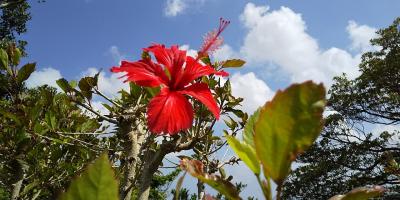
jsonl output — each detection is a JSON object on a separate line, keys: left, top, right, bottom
{"left": 147, "top": 88, "right": 194, "bottom": 135}
{"left": 175, "top": 56, "right": 228, "bottom": 88}
{"left": 144, "top": 44, "right": 186, "bottom": 80}
{"left": 179, "top": 83, "right": 220, "bottom": 119}
{"left": 111, "top": 60, "right": 169, "bottom": 87}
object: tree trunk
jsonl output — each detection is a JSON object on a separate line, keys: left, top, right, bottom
{"left": 137, "top": 149, "right": 167, "bottom": 200}
{"left": 10, "top": 158, "right": 25, "bottom": 200}
{"left": 120, "top": 121, "right": 144, "bottom": 200}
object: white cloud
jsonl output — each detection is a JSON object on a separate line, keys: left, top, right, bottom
{"left": 83, "top": 68, "right": 129, "bottom": 97}
{"left": 372, "top": 124, "right": 400, "bottom": 135}
{"left": 230, "top": 72, "right": 274, "bottom": 113}
{"left": 164, "top": 0, "right": 186, "bottom": 17}
{"left": 237, "top": 3, "right": 378, "bottom": 87}
{"left": 26, "top": 67, "right": 62, "bottom": 90}
{"left": 347, "top": 20, "right": 378, "bottom": 52}
{"left": 164, "top": 0, "right": 205, "bottom": 17}
{"left": 213, "top": 44, "right": 238, "bottom": 61}
{"left": 179, "top": 44, "right": 198, "bottom": 57}
{"left": 109, "top": 45, "right": 126, "bottom": 64}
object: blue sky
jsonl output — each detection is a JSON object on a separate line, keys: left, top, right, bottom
{"left": 22, "top": 0, "right": 400, "bottom": 198}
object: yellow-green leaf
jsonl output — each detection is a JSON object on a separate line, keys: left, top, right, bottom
{"left": 222, "top": 59, "right": 245, "bottom": 68}
{"left": 254, "top": 81, "right": 325, "bottom": 184}
{"left": 0, "top": 48, "right": 12, "bottom": 75}
{"left": 56, "top": 78, "right": 73, "bottom": 92}
{"left": 11, "top": 47, "right": 21, "bottom": 66}
{"left": 17, "top": 63, "right": 36, "bottom": 83}
{"left": 243, "top": 108, "right": 260, "bottom": 147}
{"left": 60, "top": 154, "right": 118, "bottom": 200}
{"left": 226, "top": 134, "right": 260, "bottom": 175}
{"left": 328, "top": 186, "right": 385, "bottom": 200}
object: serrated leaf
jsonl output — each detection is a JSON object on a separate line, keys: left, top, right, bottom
{"left": 60, "top": 154, "right": 118, "bottom": 200}
{"left": 328, "top": 186, "right": 385, "bottom": 200}
{"left": 180, "top": 158, "right": 240, "bottom": 200}
{"left": 57, "top": 78, "right": 73, "bottom": 92}
{"left": 17, "top": 63, "right": 36, "bottom": 83}
{"left": 78, "top": 77, "right": 92, "bottom": 92}
{"left": 243, "top": 108, "right": 260, "bottom": 147}
{"left": 254, "top": 81, "right": 325, "bottom": 184}
{"left": 222, "top": 59, "right": 245, "bottom": 68}
{"left": 226, "top": 134, "right": 260, "bottom": 175}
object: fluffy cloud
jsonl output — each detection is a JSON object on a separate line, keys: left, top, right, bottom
{"left": 230, "top": 72, "right": 275, "bottom": 113}
{"left": 164, "top": 0, "right": 205, "bottom": 17}
{"left": 237, "top": 3, "right": 378, "bottom": 87}
{"left": 83, "top": 68, "right": 129, "bottom": 97}
{"left": 347, "top": 20, "right": 378, "bottom": 52}
{"left": 26, "top": 67, "right": 62, "bottom": 90}
{"left": 213, "top": 44, "right": 239, "bottom": 61}
{"left": 179, "top": 44, "right": 198, "bottom": 57}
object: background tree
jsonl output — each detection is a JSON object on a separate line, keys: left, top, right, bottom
{"left": 0, "top": 0, "right": 32, "bottom": 98}
{"left": 0, "top": 43, "right": 108, "bottom": 199}
{"left": 0, "top": 0, "right": 32, "bottom": 51}
{"left": 282, "top": 17, "right": 400, "bottom": 199}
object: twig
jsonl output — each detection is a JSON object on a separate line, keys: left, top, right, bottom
{"left": 74, "top": 101, "right": 118, "bottom": 124}
{"left": 93, "top": 88, "right": 123, "bottom": 109}
{"left": 56, "top": 132, "right": 105, "bottom": 135}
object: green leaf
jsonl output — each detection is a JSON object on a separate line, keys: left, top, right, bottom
{"left": 0, "top": 49, "right": 11, "bottom": 74}
{"left": 328, "top": 186, "right": 385, "bottom": 200}
{"left": 80, "top": 120, "right": 100, "bottom": 132}
{"left": 180, "top": 158, "right": 240, "bottom": 200}
{"left": 60, "top": 154, "right": 118, "bottom": 200}
{"left": 201, "top": 56, "right": 211, "bottom": 65}
{"left": 17, "top": 63, "right": 36, "bottom": 83}
{"left": 11, "top": 47, "right": 21, "bottom": 66}
{"left": 254, "top": 81, "right": 325, "bottom": 184}
{"left": 102, "top": 103, "right": 113, "bottom": 113}
{"left": 0, "top": 109, "right": 21, "bottom": 125}
{"left": 226, "top": 134, "right": 260, "bottom": 175}
{"left": 243, "top": 108, "right": 260, "bottom": 147}
{"left": 45, "top": 111, "right": 57, "bottom": 130}
{"left": 223, "top": 116, "right": 238, "bottom": 129}
{"left": 78, "top": 77, "right": 92, "bottom": 92}
{"left": 129, "top": 82, "right": 141, "bottom": 97}
{"left": 69, "top": 80, "right": 77, "bottom": 88}
{"left": 57, "top": 78, "right": 73, "bottom": 92}
{"left": 145, "top": 86, "right": 160, "bottom": 97}
{"left": 222, "top": 59, "right": 246, "bottom": 68}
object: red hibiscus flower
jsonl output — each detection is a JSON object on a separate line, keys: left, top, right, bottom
{"left": 111, "top": 18, "right": 230, "bottom": 135}
{"left": 111, "top": 44, "right": 228, "bottom": 135}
